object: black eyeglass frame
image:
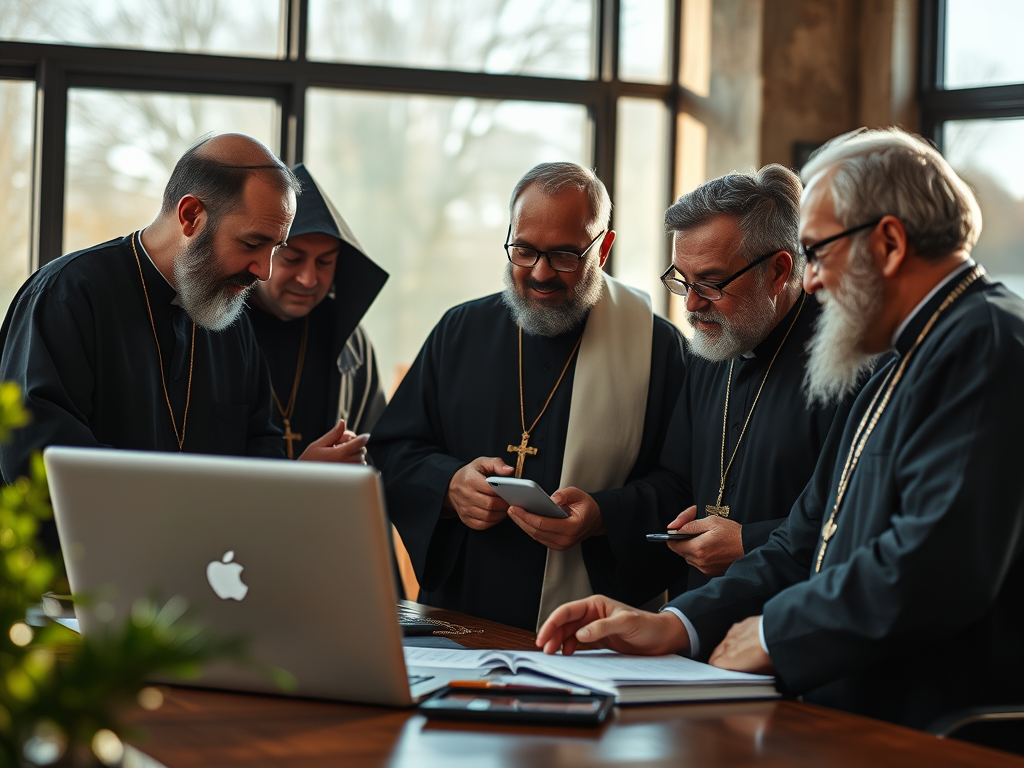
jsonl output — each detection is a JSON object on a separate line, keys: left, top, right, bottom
{"left": 660, "top": 249, "right": 778, "bottom": 301}
{"left": 800, "top": 218, "right": 883, "bottom": 267}
{"left": 503, "top": 224, "right": 606, "bottom": 274}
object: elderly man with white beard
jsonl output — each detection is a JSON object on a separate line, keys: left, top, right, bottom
{"left": 0, "top": 134, "right": 369, "bottom": 500}
{"left": 551, "top": 164, "right": 860, "bottom": 605}
{"left": 535, "top": 128, "right": 1024, "bottom": 736}
{"left": 370, "top": 162, "right": 686, "bottom": 632}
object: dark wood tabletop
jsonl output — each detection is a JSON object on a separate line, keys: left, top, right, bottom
{"left": 123, "top": 602, "right": 1023, "bottom": 768}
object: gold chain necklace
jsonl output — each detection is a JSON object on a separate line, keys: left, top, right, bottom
{"left": 271, "top": 316, "right": 310, "bottom": 459}
{"left": 815, "top": 264, "right": 984, "bottom": 572}
{"left": 707, "top": 292, "right": 807, "bottom": 518}
{"left": 131, "top": 231, "right": 195, "bottom": 452}
{"left": 507, "top": 326, "right": 584, "bottom": 478}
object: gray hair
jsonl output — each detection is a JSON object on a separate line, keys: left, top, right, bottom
{"left": 801, "top": 128, "right": 982, "bottom": 258}
{"left": 509, "top": 162, "right": 612, "bottom": 239}
{"left": 665, "top": 164, "right": 804, "bottom": 285}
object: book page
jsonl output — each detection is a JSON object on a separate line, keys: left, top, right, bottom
{"left": 513, "top": 651, "right": 775, "bottom": 685}
{"left": 403, "top": 647, "right": 510, "bottom": 669}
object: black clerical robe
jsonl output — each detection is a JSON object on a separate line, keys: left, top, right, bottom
{"left": 246, "top": 162, "right": 389, "bottom": 457}
{"left": 672, "top": 275, "right": 1024, "bottom": 730}
{"left": 369, "top": 293, "right": 686, "bottom": 632}
{"left": 0, "top": 235, "right": 283, "bottom": 488}
{"left": 593, "top": 294, "right": 857, "bottom": 603}
{"left": 248, "top": 304, "right": 385, "bottom": 456}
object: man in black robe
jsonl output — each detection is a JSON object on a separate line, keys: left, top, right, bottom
{"left": 0, "top": 134, "right": 369, "bottom": 495}
{"left": 247, "top": 164, "right": 388, "bottom": 459}
{"left": 537, "top": 128, "right": 1024, "bottom": 735}
{"left": 370, "top": 162, "right": 686, "bottom": 632}
{"left": 553, "top": 165, "right": 857, "bottom": 605}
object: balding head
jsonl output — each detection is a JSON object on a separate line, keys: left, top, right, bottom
{"left": 160, "top": 134, "right": 301, "bottom": 225}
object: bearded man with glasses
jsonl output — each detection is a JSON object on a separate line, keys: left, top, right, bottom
{"left": 553, "top": 164, "right": 863, "bottom": 608}
{"left": 370, "top": 162, "right": 685, "bottom": 632}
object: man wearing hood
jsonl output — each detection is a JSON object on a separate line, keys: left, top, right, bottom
{"left": 247, "top": 164, "right": 388, "bottom": 459}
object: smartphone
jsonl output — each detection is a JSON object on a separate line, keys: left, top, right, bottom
{"left": 419, "top": 687, "right": 613, "bottom": 726}
{"left": 486, "top": 477, "right": 569, "bottom": 519}
{"left": 646, "top": 531, "right": 702, "bottom": 541}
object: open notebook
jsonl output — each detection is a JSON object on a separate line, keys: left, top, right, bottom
{"left": 405, "top": 647, "right": 779, "bottom": 705}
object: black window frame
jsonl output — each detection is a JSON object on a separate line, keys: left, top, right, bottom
{"left": 919, "top": 0, "right": 1024, "bottom": 148}
{"left": 0, "top": 0, "right": 685, "bottom": 280}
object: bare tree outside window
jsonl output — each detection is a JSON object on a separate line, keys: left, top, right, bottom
{"left": 308, "top": 0, "right": 594, "bottom": 79}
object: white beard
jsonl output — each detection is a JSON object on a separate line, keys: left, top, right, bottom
{"left": 803, "top": 244, "right": 884, "bottom": 408}
{"left": 685, "top": 279, "right": 779, "bottom": 362}
{"left": 173, "top": 226, "right": 256, "bottom": 331}
{"left": 501, "top": 258, "right": 604, "bottom": 337}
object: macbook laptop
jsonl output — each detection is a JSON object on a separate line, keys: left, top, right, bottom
{"left": 44, "top": 446, "right": 464, "bottom": 706}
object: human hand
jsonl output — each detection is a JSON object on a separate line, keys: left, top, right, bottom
{"left": 708, "top": 616, "right": 775, "bottom": 675}
{"left": 443, "top": 457, "right": 514, "bottom": 531}
{"left": 506, "top": 486, "right": 605, "bottom": 550}
{"left": 665, "top": 505, "right": 744, "bottom": 576}
{"left": 298, "top": 419, "right": 369, "bottom": 464}
{"left": 536, "top": 595, "right": 690, "bottom": 656}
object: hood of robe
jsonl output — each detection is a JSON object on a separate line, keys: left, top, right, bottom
{"left": 288, "top": 163, "right": 389, "bottom": 345}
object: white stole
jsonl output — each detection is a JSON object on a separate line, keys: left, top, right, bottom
{"left": 535, "top": 273, "right": 654, "bottom": 630}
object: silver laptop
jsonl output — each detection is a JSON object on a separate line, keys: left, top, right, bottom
{"left": 44, "top": 446, "right": 462, "bottom": 706}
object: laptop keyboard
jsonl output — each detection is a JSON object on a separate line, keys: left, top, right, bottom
{"left": 397, "top": 605, "right": 440, "bottom": 636}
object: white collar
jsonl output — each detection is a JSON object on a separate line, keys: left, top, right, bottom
{"left": 890, "top": 260, "right": 975, "bottom": 347}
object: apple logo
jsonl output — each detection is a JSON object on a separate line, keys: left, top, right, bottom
{"left": 206, "top": 550, "right": 249, "bottom": 601}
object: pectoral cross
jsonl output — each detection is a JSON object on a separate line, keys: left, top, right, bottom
{"left": 507, "top": 432, "right": 538, "bottom": 478}
{"left": 282, "top": 418, "right": 302, "bottom": 460}
{"left": 705, "top": 504, "right": 730, "bottom": 518}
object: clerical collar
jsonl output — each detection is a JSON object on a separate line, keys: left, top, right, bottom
{"left": 135, "top": 232, "right": 182, "bottom": 306}
{"left": 743, "top": 291, "right": 806, "bottom": 361}
{"left": 892, "top": 260, "right": 976, "bottom": 355}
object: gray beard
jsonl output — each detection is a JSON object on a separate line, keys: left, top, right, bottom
{"left": 803, "top": 244, "right": 884, "bottom": 408}
{"left": 173, "top": 226, "right": 256, "bottom": 331}
{"left": 501, "top": 258, "right": 605, "bottom": 337}
{"left": 685, "top": 282, "right": 779, "bottom": 363}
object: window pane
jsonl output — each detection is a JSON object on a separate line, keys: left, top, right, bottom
{"left": 307, "top": 0, "right": 595, "bottom": 80}
{"left": 305, "top": 89, "right": 590, "bottom": 392}
{"left": 0, "top": 80, "right": 34, "bottom": 317}
{"left": 0, "top": 0, "right": 281, "bottom": 58}
{"left": 943, "top": 119, "right": 1024, "bottom": 297}
{"left": 944, "top": 0, "right": 1024, "bottom": 89}
{"left": 613, "top": 98, "right": 669, "bottom": 314}
{"left": 64, "top": 89, "right": 279, "bottom": 254}
{"left": 619, "top": 0, "right": 671, "bottom": 84}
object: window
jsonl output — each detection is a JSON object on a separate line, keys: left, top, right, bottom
{"left": 2, "top": 0, "right": 686, "bottom": 372}
{"left": 0, "top": 80, "right": 34, "bottom": 313}
{"left": 921, "top": 1, "right": 1024, "bottom": 296}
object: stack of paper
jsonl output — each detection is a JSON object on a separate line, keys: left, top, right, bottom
{"left": 404, "top": 647, "right": 778, "bottom": 705}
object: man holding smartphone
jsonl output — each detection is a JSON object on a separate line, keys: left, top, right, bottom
{"left": 370, "top": 162, "right": 686, "bottom": 632}
{"left": 550, "top": 164, "right": 861, "bottom": 604}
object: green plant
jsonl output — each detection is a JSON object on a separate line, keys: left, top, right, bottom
{"left": 0, "top": 383, "right": 248, "bottom": 767}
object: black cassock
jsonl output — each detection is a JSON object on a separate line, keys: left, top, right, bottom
{"left": 672, "top": 274, "right": 1024, "bottom": 730}
{"left": 0, "top": 236, "right": 283, "bottom": 492}
{"left": 246, "top": 162, "right": 389, "bottom": 456}
{"left": 369, "top": 293, "right": 686, "bottom": 631}
{"left": 593, "top": 294, "right": 858, "bottom": 602}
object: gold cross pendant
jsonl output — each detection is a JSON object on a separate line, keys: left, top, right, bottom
{"left": 705, "top": 504, "right": 730, "bottom": 518}
{"left": 282, "top": 418, "right": 303, "bottom": 460}
{"left": 507, "top": 432, "right": 538, "bottom": 478}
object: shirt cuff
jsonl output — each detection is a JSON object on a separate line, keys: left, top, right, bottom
{"left": 758, "top": 615, "right": 769, "bottom": 654}
{"left": 660, "top": 606, "right": 700, "bottom": 658}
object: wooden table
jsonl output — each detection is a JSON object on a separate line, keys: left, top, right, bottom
{"left": 123, "top": 602, "right": 1022, "bottom": 767}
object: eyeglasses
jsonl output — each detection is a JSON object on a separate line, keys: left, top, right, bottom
{"left": 800, "top": 218, "right": 882, "bottom": 268}
{"left": 660, "top": 250, "right": 777, "bottom": 302}
{"left": 504, "top": 224, "right": 605, "bottom": 273}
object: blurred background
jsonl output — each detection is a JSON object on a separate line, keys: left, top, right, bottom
{"left": 2, "top": 0, "right": 1023, "bottom": 392}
